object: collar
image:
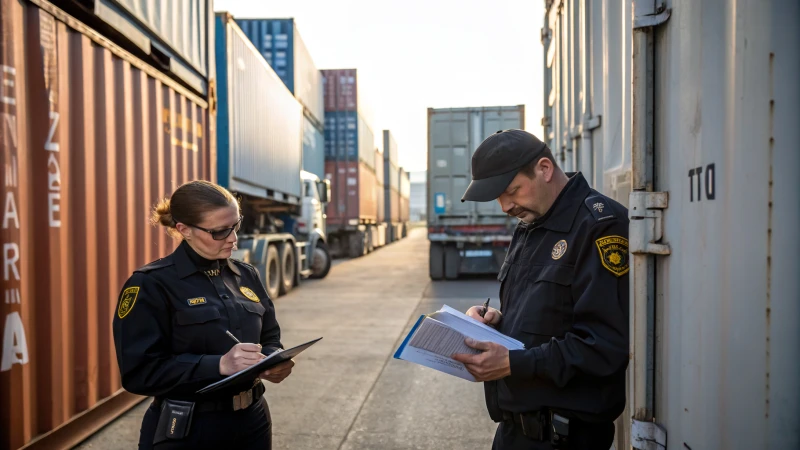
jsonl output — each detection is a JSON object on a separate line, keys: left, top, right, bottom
{"left": 175, "top": 240, "right": 241, "bottom": 279}
{"left": 534, "top": 172, "right": 591, "bottom": 233}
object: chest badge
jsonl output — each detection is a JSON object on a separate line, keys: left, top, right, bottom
{"left": 595, "top": 235, "right": 630, "bottom": 277}
{"left": 240, "top": 286, "right": 260, "bottom": 303}
{"left": 551, "top": 240, "right": 568, "bottom": 260}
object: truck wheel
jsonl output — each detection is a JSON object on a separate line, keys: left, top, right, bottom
{"left": 310, "top": 241, "right": 332, "bottom": 279}
{"left": 265, "top": 244, "right": 281, "bottom": 300}
{"left": 429, "top": 242, "right": 444, "bottom": 280}
{"left": 279, "top": 242, "right": 295, "bottom": 295}
{"left": 444, "top": 245, "right": 460, "bottom": 280}
{"left": 348, "top": 232, "right": 366, "bottom": 258}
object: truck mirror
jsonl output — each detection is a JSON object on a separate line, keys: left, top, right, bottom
{"left": 319, "top": 180, "right": 330, "bottom": 203}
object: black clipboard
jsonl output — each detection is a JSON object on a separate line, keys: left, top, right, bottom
{"left": 196, "top": 337, "right": 322, "bottom": 395}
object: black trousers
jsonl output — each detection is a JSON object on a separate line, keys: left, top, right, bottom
{"left": 138, "top": 397, "right": 272, "bottom": 449}
{"left": 492, "top": 420, "right": 614, "bottom": 450}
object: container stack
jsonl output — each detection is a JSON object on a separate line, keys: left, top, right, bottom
{"left": 399, "top": 168, "right": 411, "bottom": 238}
{"left": 236, "top": 18, "right": 325, "bottom": 180}
{"left": 383, "top": 130, "right": 403, "bottom": 242}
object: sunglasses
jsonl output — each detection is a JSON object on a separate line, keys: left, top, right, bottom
{"left": 183, "top": 216, "right": 243, "bottom": 240}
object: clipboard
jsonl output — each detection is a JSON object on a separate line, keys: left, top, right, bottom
{"left": 196, "top": 337, "right": 322, "bottom": 394}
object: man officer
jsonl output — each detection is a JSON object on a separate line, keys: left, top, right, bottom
{"left": 451, "top": 129, "right": 630, "bottom": 450}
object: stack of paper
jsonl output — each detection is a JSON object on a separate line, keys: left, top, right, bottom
{"left": 393, "top": 305, "right": 524, "bottom": 381}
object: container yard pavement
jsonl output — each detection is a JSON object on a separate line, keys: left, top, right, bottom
{"left": 77, "top": 228, "right": 499, "bottom": 450}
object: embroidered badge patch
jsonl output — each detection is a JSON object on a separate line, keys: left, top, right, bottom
{"left": 187, "top": 297, "right": 207, "bottom": 306}
{"left": 117, "top": 287, "right": 140, "bottom": 319}
{"left": 551, "top": 240, "right": 568, "bottom": 260}
{"left": 240, "top": 287, "right": 260, "bottom": 303}
{"left": 595, "top": 236, "right": 629, "bottom": 277}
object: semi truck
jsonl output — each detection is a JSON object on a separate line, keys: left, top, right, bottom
{"left": 426, "top": 105, "right": 525, "bottom": 279}
{"left": 216, "top": 13, "right": 332, "bottom": 300}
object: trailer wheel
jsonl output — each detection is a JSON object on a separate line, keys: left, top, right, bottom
{"left": 348, "top": 231, "right": 366, "bottom": 258}
{"left": 444, "top": 245, "right": 460, "bottom": 280}
{"left": 279, "top": 242, "right": 295, "bottom": 295}
{"left": 310, "top": 241, "right": 332, "bottom": 279}
{"left": 429, "top": 242, "right": 444, "bottom": 280}
{"left": 265, "top": 244, "right": 281, "bottom": 300}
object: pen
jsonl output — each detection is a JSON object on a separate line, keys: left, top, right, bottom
{"left": 225, "top": 330, "right": 241, "bottom": 344}
{"left": 479, "top": 298, "right": 490, "bottom": 318}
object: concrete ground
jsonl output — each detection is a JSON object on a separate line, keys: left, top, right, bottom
{"left": 77, "top": 228, "right": 502, "bottom": 450}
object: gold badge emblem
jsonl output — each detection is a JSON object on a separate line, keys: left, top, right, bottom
{"left": 117, "top": 287, "right": 140, "bottom": 319}
{"left": 551, "top": 240, "right": 568, "bottom": 260}
{"left": 240, "top": 287, "right": 260, "bottom": 303}
{"left": 595, "top": 235, "right": 630, "bottom": 277}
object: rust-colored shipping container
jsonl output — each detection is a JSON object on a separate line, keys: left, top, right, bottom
{"left": 0, "top": 1, "right": 213, "bottom": 448}
{"left": 322, "top": 68, "right": 356, "bottom": 112}
{"left": 324, "top": 160, "right": 380, "bottom": 229}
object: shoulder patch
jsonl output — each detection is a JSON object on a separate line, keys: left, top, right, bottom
{"left": 585, "top": 195, "right": 616, "bottom": 222}
{"left": 134, "top": 257, "right": 173, "bottom": 274}
{"left": 595, "top": 236, "right": 629, "bottom": 277}
{"left": 117, "top": 287, "right": 140, "bottom": 318}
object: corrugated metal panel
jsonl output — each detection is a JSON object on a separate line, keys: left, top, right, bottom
{"left": 235, "top": 18, "right": 323, "bottom": 125}
{"left": 324, "top": 160, "right": 378, "bottom": 227}
{"left": 53, "top": 0, "right": 212, "bottom": 94}
{"left": 302, "top": 116, "right": 324, "bottom": 180}
{"left": 0, "top": 1, "right": 212, "bottom": 448}
{"left": 323, "top": 110, "right": 375, "bottom": 170}
{"left": 383, "top": 129, "right": 398, "bottom": 166}
{"left": 215, "top": 13, "right": 303, "bottom": 203}
{"left": 544, "top": 1, "right": 800, "bottom": 448}
{"left": 426, "top": 106, "right": 524, "bottom": 227}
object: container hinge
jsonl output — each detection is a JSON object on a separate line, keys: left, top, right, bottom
{"left": 585, "top": 114, "right": 601, "bottom": 131}
{"left": 633, "top": 7, "right": 671, "bottom": 29}
{"left": 540, "top": 27, "right": 552, "bottom": 43}
{"left": 631, "top": 419, "right": 667, "bottom": 449}
{"left": 541, "top": 115, "right": 552, "bottom": 127}
{"left": 629, "top": 191, "right": 671, "bottom": 255}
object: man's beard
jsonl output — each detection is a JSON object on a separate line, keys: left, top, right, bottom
{"left": 507, "top": 207, "right": 537, "bottom": 222}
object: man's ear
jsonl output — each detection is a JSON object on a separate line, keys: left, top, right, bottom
{"left": 539, "top": 157, "right": 554, "bottom": 182}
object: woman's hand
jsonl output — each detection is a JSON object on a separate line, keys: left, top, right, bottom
{"left": 259, "top": 360, "right": 295, "bottom": 383}
{"left": 219, "top": 343, "right": 265, "bottom": 376}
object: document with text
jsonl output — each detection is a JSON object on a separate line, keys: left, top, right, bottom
{"left": 393, "top": 305, "right": 524, "bottom": 381}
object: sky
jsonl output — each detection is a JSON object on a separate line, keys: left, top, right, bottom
{"left": 215, "top": 0, "right": 546, "bottom": 173}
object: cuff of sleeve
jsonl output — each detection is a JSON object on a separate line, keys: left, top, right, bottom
{"left": 195, "top": 355, "right": 224, "bottom": 381}
{"left": 509, "top": 347, "right": 545, "bottom": 378}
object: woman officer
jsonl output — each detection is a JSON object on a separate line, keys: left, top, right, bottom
{"left": 112, "top": 180, "right": 294, "bottom": 449}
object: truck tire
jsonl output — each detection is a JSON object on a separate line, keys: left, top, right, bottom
{"left": 265, "top": 244, "right": 281, "bottom": 300}
{"left": 429, "top": 242, "right": 444, "bottom": 280}
{"left": 348, "top": 231, "right": 366, "bottom": 258}
{"left": 444, "top": 245, "right": 460, "bottom": 280}
{"left": 279, "top": 242, "right": 295, "bottom": 295}
{"left": 310, "top": 241, "right": 332, "bottom": 279}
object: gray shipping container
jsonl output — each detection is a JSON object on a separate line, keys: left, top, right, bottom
{"left": 383, "top": 129, "right": 399, "bottom": 168}
{"left": 58, "top": 0, "right": 213, "bottom": 94}
{"left": 426, "top": 106, "right": 525, "bottom": 225}
{"left": 216, "top": 13, "right": 303, "bottom": 203}
{"left": 543, "top": 1, "right": 799, "bottom": 449}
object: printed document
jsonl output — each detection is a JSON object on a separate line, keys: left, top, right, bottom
{"left": 393, "top": 305, "right": 524, "bottom": 381}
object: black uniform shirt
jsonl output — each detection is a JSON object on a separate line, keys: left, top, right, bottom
{"left": 486, "top": 172, "right": 630, "bottom": 423}
{"left": 113, "top": 240, "right": 282, "bottom": 400}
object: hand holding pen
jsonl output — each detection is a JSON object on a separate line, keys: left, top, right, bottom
{"left": 218, "top": 330, "right": 265, "bottom": 376}
{"left": 468, "top": 298, "right": 501, "bottom": 327}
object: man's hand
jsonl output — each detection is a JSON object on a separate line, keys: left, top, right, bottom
{"left": 451, "top": 338, "right": 511, "bottom": 382}
{"left": 466, "top": 306, "right": 502, "bottom": 327}
{"left": 259, "top": 360, "right": 295, "bottom": 383}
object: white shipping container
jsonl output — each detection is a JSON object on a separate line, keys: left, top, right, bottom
{"left": 543, "top": 1, "right": 800, "bottom": 448}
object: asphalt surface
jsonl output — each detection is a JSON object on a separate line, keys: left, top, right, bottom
{"left": 77, "top": 228, "right": 502, "bottom": 450}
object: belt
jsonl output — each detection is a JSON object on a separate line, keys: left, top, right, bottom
{"left": 154, "top": 380, "right": 266, "bottom": 413}
{"left": 501, "top": 410, "right": 549, "bottom": 441}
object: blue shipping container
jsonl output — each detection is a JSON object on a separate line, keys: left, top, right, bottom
{"left": 215, "top": 13, "right": 304, "bottom": 203}
{"left": 324, "top": 111, "right": 375, "bottom": 169}
{"left": 303, "top": 116, "right": 325, "bottom": 179}
{"left": 236, "top": 18, "right": 324, "bottom": 126}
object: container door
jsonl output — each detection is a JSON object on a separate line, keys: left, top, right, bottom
{"left": 475, "top": 108, "right": 524, "bottom": 217}
{"left": 429, "top": 110, "right": 470, "bottom": 217}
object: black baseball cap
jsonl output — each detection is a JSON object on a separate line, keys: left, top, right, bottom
{"left": 461, "top": 129, "right": 547, "bottom": 202}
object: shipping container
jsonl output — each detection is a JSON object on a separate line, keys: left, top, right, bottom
{"left": 324, "top": 160, "right": 380, "bottom": 227}
{"left": 0, "top": 0, "right": 213, "bottom": 448}
{"left": 215, "top": 13, "right": 303, "bottom": 204}
{"left": 399, "top": 168, "right": 410, "bottom": 222}
{"left": 323, "top": 110, "right": 376, "bottom": 170}
{"left": 235, "top": 18, "right": 324, "bottom": 127}
{"left": 375, "top": 148, "right": 384, "bottom": 223}
{"left": 302, "top": 115, "right": 325, "bottom": 180}
{"left": 543, "top": 1, "right": 800, "bottom": 449}
{"left": 53, "top": 0, "right": 213, "bottom": 95}
{"left": 321, "top": 68, "right": 373, "bottom": 133}
{"left": 382, "top": 129, "right": 398, "bottom": 167}
{"left": 426, "top": 106, "right": 524, "bottom": 279}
